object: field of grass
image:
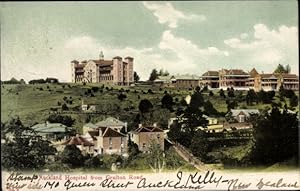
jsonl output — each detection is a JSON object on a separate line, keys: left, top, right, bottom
{"left": 1, "top": 83, "right": 297, "bottom": 131}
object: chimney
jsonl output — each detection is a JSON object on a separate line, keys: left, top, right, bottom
{"left": 153, "top": 123, "right": 157, "bottom": 127}
{"left": 124, "top": 122, "right": 128, "bottom": 133}
{"left": 138, "top": 124, "right": 142, "bottom": 128}
{"left": 99, "top": 128, "right": 103, "bottom": 136}
{"left": 76, "top": 134, "right": 80, "bottom": 138}
{"left": 45, "top": 121, "right": 49, "bottom": 126}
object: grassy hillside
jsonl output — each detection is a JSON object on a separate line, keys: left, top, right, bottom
{"left": 1, "top": 83, "right": 297, "bottom": 131}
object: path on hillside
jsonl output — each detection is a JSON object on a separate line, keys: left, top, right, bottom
{"left": 171, "top": 141, "right": 211, "bottom": 171}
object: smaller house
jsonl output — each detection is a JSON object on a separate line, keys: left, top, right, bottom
{"left": 81, "top": 100, "right": 97, "bottom": 113}
{"left": 97, "top": 127, "right": 127, "bottom": 155}
{"left": 61, "top": 134, "right": 94, "bottom": 155}
{"left": 95, "top": 117, "right": 127, "bottom": 132}
{"left": 31, "top": 121, "right": 73, "bottom": 141}
{"left": 228, "top": 109, "right": 259, "bottom": 123}
{"left": 153, "top": 76, "right": 174, "bottom": 87}
{"left": 129, "top": 124, "right": 164, "bottom": 153}
{"left": 172, "top": 75, "right": 200, "bottom": 89}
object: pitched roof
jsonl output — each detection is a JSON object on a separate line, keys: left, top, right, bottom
{"left": 259, "top": 74, "right": 278, "bottom": 79}
{"left": 83, "top": 123, "right": 98, "bottom": 129}
{"left": 202, "top": 71, "right": 219, "bottom": 77}
{"left": 230, "top": 109, "right": 259, "bottom": 117}
{"left": 249, "top": 68, "right": 259, "bottom": 77}
{"left": 173, "top": 75, "right": 200, "bottom": 80}
{"left": 154, "top": 76, "right": 172, "bottom": 82}
{"left": 280, "top": 73, "right": 298, "bottom": 79}
{"left": 95, "top": 117, "right": 126, "bottom": 127}
{"left": 90, "top": 59, "right": 113, "bottom": 65}
{"left": 74, "top": 63, "right": 86, "bottom": 68}
{"left": 224, "top": 69, "right": 249, "bottom": 76}
{"left": 61, "top": 135, "right": 94, "bottom": 146}
{"left": 31, "top": 123, "right": 71, "bottom": 133}
{"left": 133, "top": 125, "right": 164, "bottom": 133}
{"left": 102, "top": 128, "right": 126, "bottom": 137}
{"left": 113, "top": 56, "right": 122, "bottom": 60}
{"left": 86, "top": 130, "right": 99, "bottom": 140}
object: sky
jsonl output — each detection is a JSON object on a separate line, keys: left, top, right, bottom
{"left": 0, "top": 1, "right": 298, "bottom": 82}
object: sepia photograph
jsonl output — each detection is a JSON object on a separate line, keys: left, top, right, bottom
{"left": 1, "top": 1, "right": 299, "bottom": 190}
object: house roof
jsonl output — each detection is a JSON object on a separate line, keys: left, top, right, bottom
{"left": 102, "top": 127, "right": 126, "bottom": 137}
{"left": 90, "top": 59, "right": 113, "bottom": 65}
{"left": 74, "top": 63, "right": 86, "bottom": 68}
{"left": 83, "top": 123, "right": 98, "bottom": 129}
{"left": 259, "top": 74, "right": 278, "bottom": 79}
{"left": 95, "top": 117, "right": 126, "bottom": 127}
{"left": 86, "top": 130, "right": 99, "bottom": 140}
{"left": 31, "top": 123, "right": 71, "bottom": 133}
{"left": 230, "top": 109, "right": 259, "bottom": 117}
{"left": 125, "top": 56, "right": 134, "bottom": 60}
{"left": 154, "top": 76, "right": 172, "bottom": 82}
{"left": 249, "top": 68, "right": 259, "bottom": 77}
{"left": 132, "top": 125, "right": 164, "bottom": 133}
{"left": 61, "top": 135, "right": 94, "bottom": 146}
{"left": 223, "top": 69, "right": 249, "bottom": 76}
{"left": 173, "top": 75, "right": 200, "bottom": 80}
{"left": 202, "top": 71, "right": 219, "bottom": 77}
{"left": 280, "top": 73, "right": 298, "bottom": 79}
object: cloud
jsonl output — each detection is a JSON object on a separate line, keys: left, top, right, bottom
{"left": 58, "top": 31, "right": 228, "bottom": 81}
{"left": 143, "top": 2, "right": 206, "bottom": 28}
{"left": 224, "top": 24, "right": 298, "bottom": 73}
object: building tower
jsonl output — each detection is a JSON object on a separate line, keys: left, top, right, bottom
{"left": 99, "top": 51, "right": 104, "bottom": 60}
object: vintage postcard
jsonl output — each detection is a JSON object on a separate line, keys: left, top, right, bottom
{"left": 1, "top": 1, "right": 299, "bottom": 190}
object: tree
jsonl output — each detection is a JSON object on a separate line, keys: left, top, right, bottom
{"left": 147, "top": 140, "right": 165, "bottom": 173}
{"left": 190, "top": 130, "right": 209, "bottom": 159}
{"left": 1, "top": 118, "right": 56, "bottom": 170}
{"left": 274, "top": 64, "right": 288, "bottom": 73}
{"left": 250, "top": 107, "right": 298, "bottom": 165}
{"left": 219, "top": 89, "right": 226, "bottom": 98}
{"left": 227, "top": 87, "right": 235, "bottom": 97}
{"left": 246, "top": 89, "right": 257, "bottom": 105}
{"left": 149, "top": 69, "right": 158, "bottom": 81}
{"left": 117, "top": 93, "right": 127, "bottom": 101}
{"left": 20, "top": 79, "right": 26, "bottom": 84}
{"left": 203, "top": 100, "right": 219, "bottom": 116}
{"left": 189, "top": 87, "right": 204, "bottom": 110}
{"left": 62, "top": 103, "right": 68, "bottom": 111}
{"left": 289, "top": 95, "right": 298, "bottom": 108}
{"left": 161, "top": 93, "right": 173, "bottom": 111}
{"left": 61, "top": 144, "right": 84, "bottom": 167}
{"left": 138, "top": 99, "right": 153, "bottom": 114}
{"left": 47, "top": 114, "right": 75, "bottom": 127}
{"left": 134, "top": 72, "right": 140, "bottom": 83}
{"left": 285, "top": 64, "right": 291, "bottom": 74}
{"left": 226, "top": 99, "right": 238, "bottom": 112}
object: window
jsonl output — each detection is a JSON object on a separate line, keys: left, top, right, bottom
{"left": 142, "top": 143, "right": 146, "bottom": 149}
{"left": 239, "top": 115, "right": 245, "bottom": 123}
{"left": 157, "top": 134, "right": 160, "bottom": 139}
{"left": 109, "top": 137, "right": 112, "bottom": 145}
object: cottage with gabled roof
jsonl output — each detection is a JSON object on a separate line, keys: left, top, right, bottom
{"left": 82, "top": 117, "right": 127, "bottom": 134}
{"left": 129, "top": 123, "right": 164, "bottom": 153}
{"left": 228, "top": 109, "right": 259, "bottom": 123}
{"left": 31, "top": 121, "right": 74, "bottom": 141}
{"left": 61, "top": 134, "right": 94, "bottom": 155}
